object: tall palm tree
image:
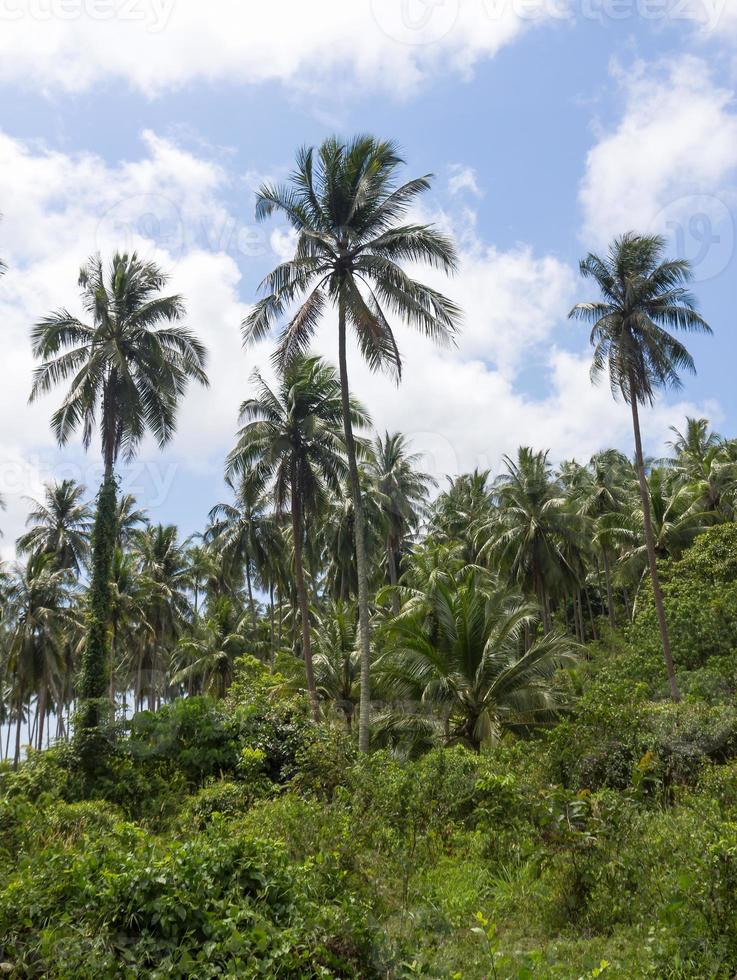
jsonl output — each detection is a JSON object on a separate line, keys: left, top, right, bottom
{"left": 226, "top": 355, "right": 369, "bottom": 722}
{"left": 368, "top": 431, "right": 435, "bottom": 613}
{"left": 16, "top": 479, "right": 92, "bottom": 573}
{"left": 30, "top": 252, "right": 208, "bottom": 759}
{"left": 242, "top": 136, "right": 461, "bottom": 751}
{"left": 378, "top": 571, "right": 579, "bottom": 752}
{"left": 428, "top": 470, "right": 493, "bottom": 565}
{"left": 569, "top": 233, "right": 711, "bottom": 700}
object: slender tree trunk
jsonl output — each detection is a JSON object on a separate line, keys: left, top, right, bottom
{"left": 387, "top": 541, "right": 400, "bottom": 616}
{"left": 291, "top": 493, "right": 320, "bottom": 722}
{"left": 4, "top": 715, "right": 11, "bottom": 762}
{"left": 629, "top": 389, "right": 680, "bottom": 701}
{"left": 13, "top": 688, "right": 23, "bottom": 768}
{"left": 36, "top": 681, "right": 47, "bottom": 752}
{"left": 584, "top": 588, "right": 598, "bottom": 641}
{"left": 245, "top": 562, "right": 257, "bottom": 633}
{"left": 337, "top": 294, "right": 372, "bottom": 752}
{"left": 269, "top": 582, "right": 275, "bottom": 667}
{"left": 602, "top": 548, "right": 616, "bottom": 628}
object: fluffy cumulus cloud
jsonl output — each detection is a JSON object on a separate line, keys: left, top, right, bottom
{"left": 0, "top": 0, "right": 569, "bottom": 96}
{"left": 579, "top": 56, "right": 737, "bottom": 280}
{"left": 0, "top": 130, "right": 714, "bottom": 554}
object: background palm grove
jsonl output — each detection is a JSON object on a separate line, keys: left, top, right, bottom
{"left": 1, "top": 135, "right": 737, "bottom": 976}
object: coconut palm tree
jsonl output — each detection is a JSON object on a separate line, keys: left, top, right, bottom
{"left": 368, "top": 431, "right": 435, "bottom": 613}
{"left": 114, "top": 493, "right": 149, "bottom": 547}
{"left": 311, "top": 599, "right": 361, "bottom": 732}
{"left": 242, "top": 135, "right": 461, "bottom": 751}
{"left": 131, "top": 523, "right": 192, "bottom": 711}
{"left": 569, "top": 233, "right": 711, "bottom": 700}
{"left": 667, "top": 417, "right": 737, "bottom": 517}
{"left": 206, "top": 474, "right": 277, "bottom": 630}
{"left": 378, "top": 571, "right": 579, "bottom": 752}
{"left": 226, "top": 355, "right": 369, "bottom": 722}
{"left": 428, "top": 470, "right": 493, "bottom": 565}
{"left": 5, "top": 554, "right": 77, "bottom": 763}
{"left": 16, "top": 479, "right": 92, "bottom": 573}
{"left": 566, "top": 450, "right": 631, "bottom": 627}
{"left": 480, "top": 448, "right": 575, "bottom": 633}
{"left": 171, "top": 596, "right": 246, "bottom": 699}
{"left": 30, "top": 252, "right": 208, "bottom": 759}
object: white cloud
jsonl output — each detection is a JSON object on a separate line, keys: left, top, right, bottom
{"left": 0, "top": 0, "right": 567, "bottom": 97}
{"left": 448, "top": 164, "right": 482, "bottom": 197}
{"left": 0, "top": 128, "right": 717, "bottom": 554}
{"left": 579, "top": 55, "right": 737, "bottom": 278}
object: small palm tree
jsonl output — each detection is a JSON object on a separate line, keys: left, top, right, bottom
{"left": 226, "top": 355, "right": 369, "bottom": 722}
{"left": 5, "top": 554, "right": 77, "bottom": 764}
{"left": 480, "top": 448, "right": 575, "bottom": 632}
{"left": 207, "top": 475, "right": 277, "bottom": 630}
{"left": 171, "top": 596, "right": 246, "bottom": 699}
{"left": 378, "top": 571, "right": 578, "bottom": 752}
{"left": 667, "top": 417, "right": 737, "bottom": 517}
{"left": 311, "top": 599, "right": 361, "bottom": 731}
{"left": 30, "top": 252, "right": 208, "bottom": 757}
{"left": 132, "top": 523, "right": 192, "bottom": 711}
{"left": 16, "top": 479, "right": 92, "bottom": 573}
{"left": 368, "top": 431, "right": 435, "bottom": 613}
{"left": 570, "top": 233, "right": 711, "bottom": 700}
{"left": 243, "top": 135, "right": 461, "bottom": 751}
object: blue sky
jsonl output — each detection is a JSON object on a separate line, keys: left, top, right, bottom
{"left": 1, "top": 0, "right": 736, "bottom": 551}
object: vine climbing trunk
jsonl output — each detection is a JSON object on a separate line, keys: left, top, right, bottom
{"left": 75, "top": 462, "right": 117, "bottom": 770}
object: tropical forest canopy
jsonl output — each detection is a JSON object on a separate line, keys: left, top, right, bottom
{"left": 1, "top": 137, "right": 736, "bottom": 977}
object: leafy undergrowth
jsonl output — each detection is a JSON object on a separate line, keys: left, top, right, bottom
{"left": 4, "top": 530, "right": 737, "bottom": 976}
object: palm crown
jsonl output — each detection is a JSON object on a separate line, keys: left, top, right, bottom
{"left": 30, "top": 252, "right": 208, "bottom": 469}
{"left": 569, "top": 232, "right": 711, "bottom": 405}
{"left": 243, "top": 135, "right": 461, "bottom": 373}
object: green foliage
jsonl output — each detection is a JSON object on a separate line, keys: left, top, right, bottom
{"left": 629, "top": 524, "right": 737, "bottom": 681}
{"left": 75, "top": 471, "right": 117, "bottom": 771}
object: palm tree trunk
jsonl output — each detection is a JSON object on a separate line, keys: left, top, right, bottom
{"left": 387, "top": 541, "right": 400, "bottom": 616}
{"left": 76, "top": 455, "right": 117, "bottom": 767}
{"left": 584, "top": 588, "right": 598, "bottom": 641}
{"left": 337, "top": 294, "right": 372, "bottom": 753}
{"left": 269, "top": 581, "right": 275, "bottom": 667}
{"left": 13, "top": 688, "right": 24, "bottom": 768}
{"left": 629, "top": 389, "right": 680, "bottom": 701}
{"left": 602, "top": 548, "right": 616, "bottom": 628}
{"left": 245, "top": 562, "right": 257, "bottom": 633}
{"left": 36, "top": 681, "right": 47, "bottom": 752}
{"left": 291, "top": 493, "right": 320, "bottom": 723}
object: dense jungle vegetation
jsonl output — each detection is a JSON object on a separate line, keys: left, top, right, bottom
{"left": 1, "top": 137, "right": 735, "bottom": 977}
